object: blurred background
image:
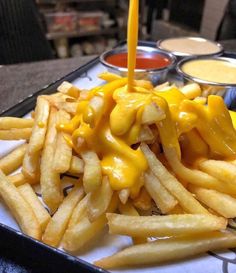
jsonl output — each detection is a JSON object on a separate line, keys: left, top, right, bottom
{"left": 0, "top": 0, "right": 235, "bottom": 64}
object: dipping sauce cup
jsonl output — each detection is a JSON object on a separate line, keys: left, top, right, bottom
{"left": 100, "top": 46, "right": 176, "bottom": 85}
{"left": 157, "top": 37, "right": 223, "bottom": 60}
{"left": 177, "top": 56, "right": 236, "bottom": 97}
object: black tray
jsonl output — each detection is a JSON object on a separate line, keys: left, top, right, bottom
{"left": 1, "top": 40, "right": 236, "bottom": 273}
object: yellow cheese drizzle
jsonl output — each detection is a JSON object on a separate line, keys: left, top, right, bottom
{"left": 57, "top": 0, "right": 236, "bottom": 195}
{"left": 127, "top": 0, "right": 139, "bottom": 91}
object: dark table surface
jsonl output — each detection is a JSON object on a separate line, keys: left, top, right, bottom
{"left": 0, "top": 55, "right": 95, "bottom": 273}
{"left": 0, "top": 55, "right": 95, "bottom": 113}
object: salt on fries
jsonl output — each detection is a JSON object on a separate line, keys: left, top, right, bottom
{"left": 1, "top": 74, "right": 236, "bottom": 270}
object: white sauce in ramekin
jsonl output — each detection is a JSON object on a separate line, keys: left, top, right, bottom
{"left": 159, "top": 37, "right": 222, "bottom": 56}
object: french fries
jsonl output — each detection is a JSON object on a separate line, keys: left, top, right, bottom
{"left": 63, "top": 214, "right": 107, "bottom": 251}
{"left": 180, "top": 83, "right": 201, "bottom": 99}
{"left": 164, "top": 147, "right": 236, "bottom": 194}
{"left": 43, "top": 186, "right": 84, "bottom": 247}
{"left": 0, "top": 143, "right": 27, "bottom": 175}
{"left": 18, "top": 183, "right": 50, "bottom": 231}
{"left": 87, "top": 176, "right": 113, "bottom": 221}
{"left": 118, "top": 200, "right": 146, "bottom": 244}
{"left": 198, "top": 159, "right": 236, "bottom": 186}
{"left": 53, "top": 110, "right": 72, "bottom": 173}
{"left": 141, "top": 103, "right": 166, "bottom": 125}
{"left": 1, "top": 75, "right": 236, "bottom": 272}
{"left": 95, "top": 231, "right": 236, "bottom": 269}
{"left": 189, "top": 185, "right": 236, "bottom": 218}
{"left": 80, "top": 150, "right": 102, "bottom": 193}
{"left": 140, "top": 143, "right": 209, "bottom": 214}
{"left": 0, "top": 128, "right": 32, "bottom": 140}
{"left": 28, "top": 97, "right": 50, "bottom": 154}
{"left": 7, "top": 173, "right": 29, "bottom": 187}
{"left": 68, "top": 156, "right": 84, "bottom": 175}
{"left": 107, "top": 213, "right": 227, "bottom": 237}
{"left": 0, "top": 117, "right": 34, "bottom": 129}
{"left": 0, "top": 170, "right": 41, "bottom": 239}
{"left": 57, "top": 81, "right": 80, "bottom": 98}
{"left": 22, "top": 149, "right": 40, "bottom": 181}
{"left": 62, "top": 194, "right": 118, "bottom": 251}
{"left": 67, "top": 194, "right": 90, "bottom": 229}
{"left": 118, "top": 188, "right": 130, "bottom": 204}
{"left": 144, "top": 170, "right": 178, "bottom": 213}
{"left": 133, "top": 187, "right": 152, "bottom": 211}
{"left": 40, "top": 108, "right": 62, "bottom": 213}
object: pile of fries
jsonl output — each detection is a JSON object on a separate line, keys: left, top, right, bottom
{"left": 1, "top": 72, "right": 236, "bottom": 270}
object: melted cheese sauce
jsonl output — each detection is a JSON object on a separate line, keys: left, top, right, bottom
{"left": 57, "top": 0, "right": 236, "bottom": 195}
{"left": 182, "top": 59, "right": 236, "bottom": 84}
{"left": 59, "top": 82, "right": 236, "bottom": 193}
{"left": 159, "top": 37, "right": 221, "bottom": 55}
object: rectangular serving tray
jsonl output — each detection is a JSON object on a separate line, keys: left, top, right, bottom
{"left": 1, "top": 40, "right": 236, "bottom": 273}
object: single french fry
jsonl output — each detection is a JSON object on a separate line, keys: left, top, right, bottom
{"left": 81, "top": 150, "right": 102, "bottom": 193}
{"left": 193, "top": 96, "right": 207, "bottom": 104}
{"left": 0, "top": 170, "right": 41, "bottom": 239}
{"left": 134, "top": 80, "right": 153, "bottom": 90}
{"left": 141, "top": 102, "right": 166, "bottom": 125}
{"left": 119, "top": 201, "right": 147, "bottom": 245}
{"left": 22, "top": 149, "right": 40, "bottom": 182}
{"left": 94, "top": 231, "right": 236, "bottom": 269}
{"left": 136, "top": 126, "right": 155, "bottom": 144}
{"left": 189, "top": 185, "right": 236, "bottom": 218}
{"left": 133, "top": 187, "right": 152, "bottom": 211}
{"left": 198, "top": 159, "right": 236, "bottom": 186}
{"left": 44, "top": 95, "right": 78, "bottom": 115}
{"left": 164, "top": 147, "right": 236, "bottom": 195}
{"left": 87, "top": 176, "right": 113, "bottom": 222}
{"left": 99, "top": 72, "right": 122, "bottom": 82}
{"left": 140, "top": 143, "right": 209, "bottom": 214}
{"left": 62, "top": 194, "right": 118, "bottom": 252}
{"left": 60, "top": 102, "right": 78, "bottom": 115}
{"left": 107, "top": 213, "right": 227, "bottom": 237}
{"left": 60, "top": 176, "right": 78, "bottom": 185}
{"left": 67, "top": 194, "right": 90, "bottom": 229}
{"left": 180, "top": 83, "right": 201, "bottom": 99}
{"left": 118, "top": 188, "right": 130, "bottom": 204}
{"left": 0, "top": 128, "right": 32, "bottom": 140}
{"left": 18, "top": 183, "right": 50, "bottom": 231}
{"left": 28, "top": 97, "right": 50, "bottom": 154}
{"left": 0, "top": 143, "right": 27, "bottom": 175}
{"left": 144, "top": 170, "right": 178, "bottom": 213}
{"left": 68, "top": 156, "right": 84, "bottom": 175}
{"left": 118, "top": 200, "right": 139, "bottom": 216}
{"left": 63, "top": 213, "right": 107, "bottom": 252}
{"left": 53, "top": 110, "right": 72, "bottom": 173}
{"left": 0, "top": 117, "right": 34, "bottom": 129}
{"left": 43, "top": 186, "right": 84, "bottom": 247}
{"left": 167, "top": 204, "right": 185, "bottom": 214}
{"left": 57, "top": 81, "right": 80, "bottom": 98}
{"left": 83, "top": 96, "right": 104, "bottom": 128}
{"left": 40, "top": 108, "right": 62, "bottom": 213}
{"left": 7, "top": 173, "right": 30, "bottom": 187}
{"left": 154, "top": 82, "right": 170, "bottom": 91}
